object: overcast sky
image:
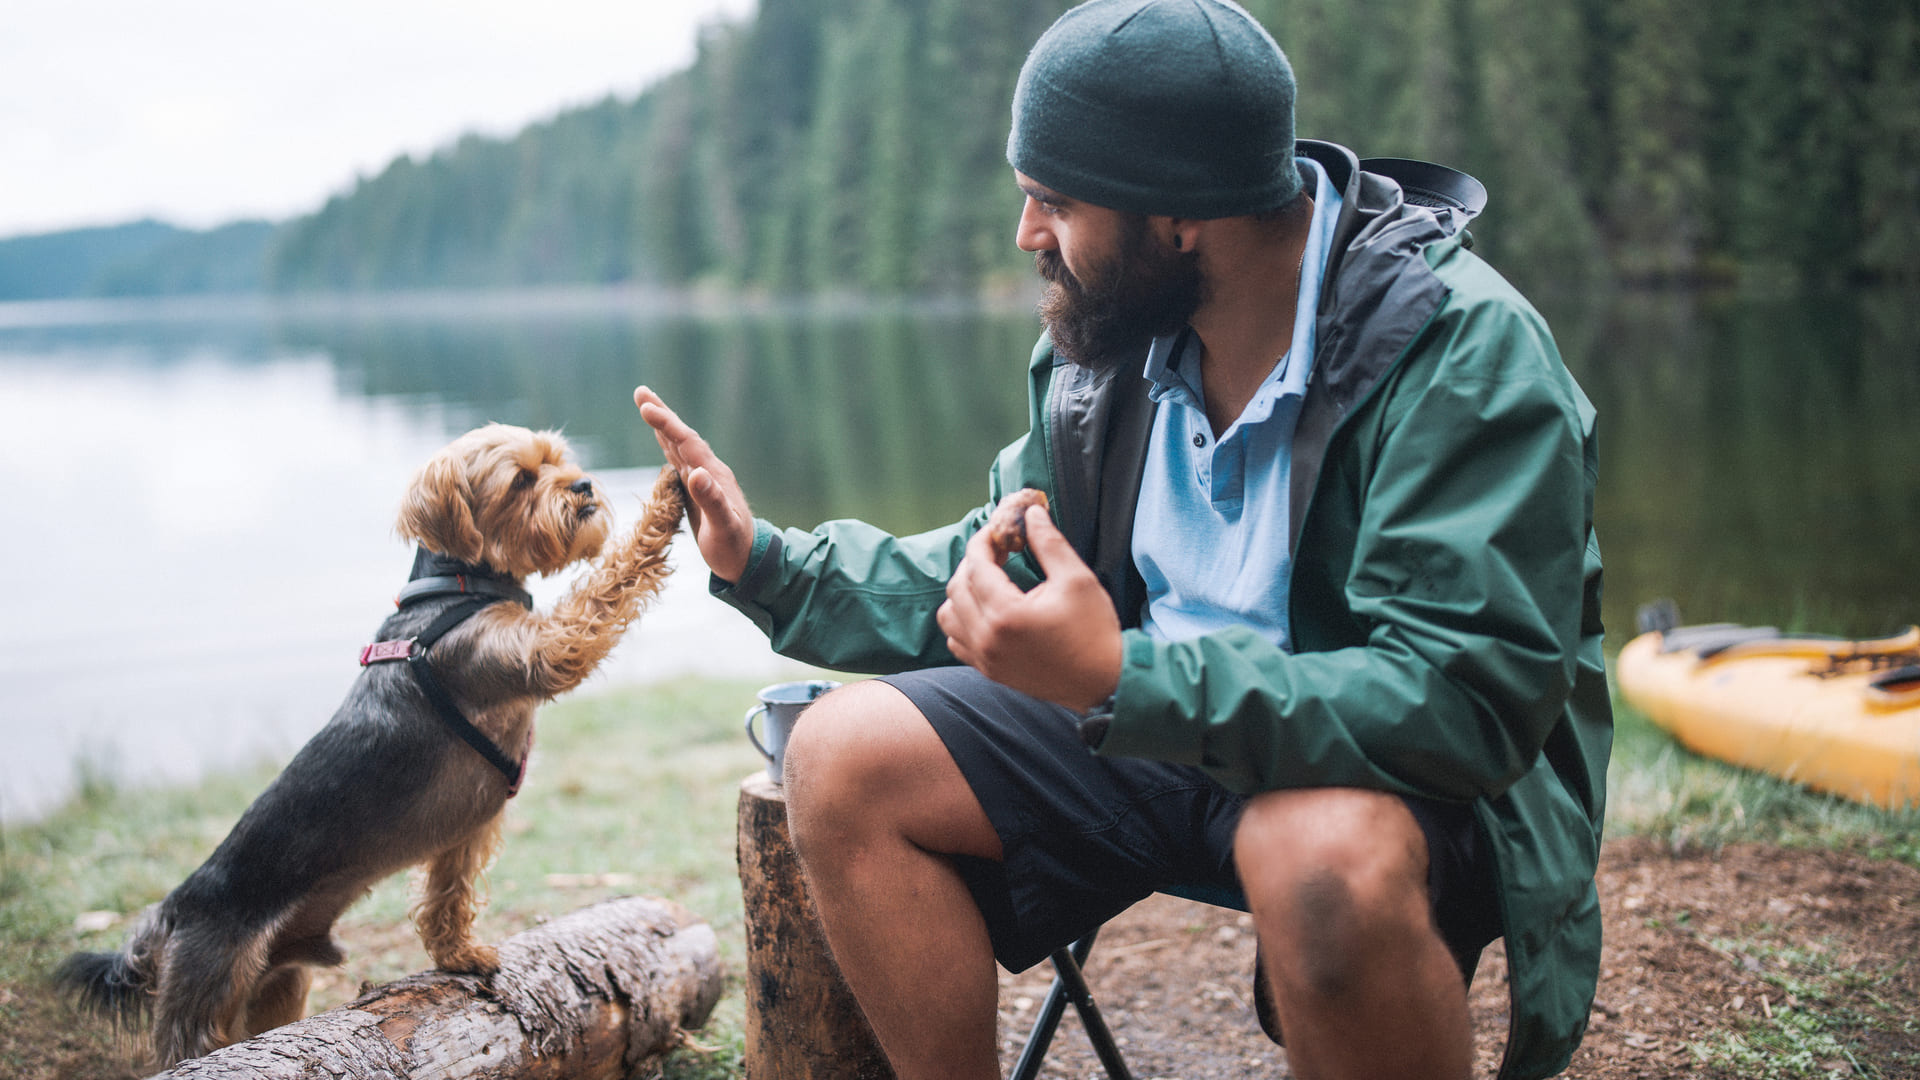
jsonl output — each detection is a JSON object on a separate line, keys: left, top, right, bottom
{"left": 0, "top": 0, "right": 755, "bottom": 239}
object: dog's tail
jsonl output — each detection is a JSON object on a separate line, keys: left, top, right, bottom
{"left": 56, "top": 950, "right": 151, "bottom": 1025}
{"left": 56, "top": 904, "right": 166, "bottom": 1028}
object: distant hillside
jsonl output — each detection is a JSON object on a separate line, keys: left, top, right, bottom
{"left": 268, "top": 98, "right": 663, "bottom": 292}
{"left": 266, "top": 0, "right": 1920, "bottom": 293}
{"left": 10, "top": 0, "right": 1917, "bottom": 300}
{"left": 267, "top": 0, "right": 1063, "bottom": 295}
{"left": 0, "top": 220, "right": 272, "bottom": 300}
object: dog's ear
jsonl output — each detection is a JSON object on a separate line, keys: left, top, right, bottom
{"left": 397, "top": 452, "right": 485, "bottom": 563}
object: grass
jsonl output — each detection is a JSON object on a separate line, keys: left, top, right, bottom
{"left": 1683, "top": 936, "right": 1920, "bottom": 1080}
{"left": 1606, "top": 697, "right": 1920, "bottom": 1078}
{"left": 1605, "top": 699, "right": 1920, "bottom": 868}
{"left": 3, "top": 675, "right": 1917, "bottom": 1078}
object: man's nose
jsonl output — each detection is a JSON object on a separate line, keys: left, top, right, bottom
{"left": 1015, "top": 197, "right": 1055, "bottom": 253}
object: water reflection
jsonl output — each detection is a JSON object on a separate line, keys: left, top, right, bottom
{"left": 1, "top": 286, "right": 1915, "bottom": 820}
{"left": 271, "top": 303, "right": 1038, "bottom": 533}
{"left": 0, "top": 295, "right": 1041, "bottom": 820}
{"left": 1544, "top": 287, "right": 1920, "bottom": 641}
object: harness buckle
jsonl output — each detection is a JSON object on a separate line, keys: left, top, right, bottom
{"left": 360, "top": 638, "right": 417, "bottom": 665}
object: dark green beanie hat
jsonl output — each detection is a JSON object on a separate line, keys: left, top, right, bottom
{"left": 1008, "top": 0, "right": 1301, "bottom": 219}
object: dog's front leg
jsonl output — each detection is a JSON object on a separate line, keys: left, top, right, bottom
{"left": 526, "top": 466, "right": 685, "bottom": 697}
{"left": 414, "top": 814, "right": 503, "bottom": 976}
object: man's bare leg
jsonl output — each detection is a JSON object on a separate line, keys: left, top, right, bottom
{"left": 783, "top": 679, "right": 1005, "bottom": 1080}
{"left": 1235, "top": 787, "right": 1472, "bottom": 1080}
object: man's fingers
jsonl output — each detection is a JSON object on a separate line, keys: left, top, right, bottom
{"left": 937, "top": 592, "right": 989, "bottom": 673}
{"left": 1020, "top": 506, "right": 1085, "bottom": 578}
{"left": 946, "top": 636, "right": 981, "bottom": 669}
{"left": 946, "top": 508, "right": 1121, "bottom": 708}
{"left": 636, "top": 388, "right": 740, "bottom": 504}
{"left": 633, "top": 387, "right": 686, "bottom": 467}
{"left": 957, "top": 533, "right": 1027, "bottom": 610}
{"left": 963, "top": 516, "right": 1007, "bottom": 567}
{"left": 942, "top": 529, "right": 1050, "bottom": 680}
{"left": 635, "top": 386, "right": 754, "bottom": 582}
{"left": 636, "top": 402, "right": 696, "bottom": 461}
{"left": 684, "top": 467, "right": 729, "bottom": 520}
{"left": 634, "top": 386, "right": 715, "bottom": 471}
{"left": 686, "top": 468, "right": 748, "bottom": 539}
{"left": 941, "top": 558, "right": 981, "bottom": 639}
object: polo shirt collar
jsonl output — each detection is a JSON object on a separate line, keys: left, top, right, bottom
{"left": 1140, "top": 156, "right": 1343, "bottom": 422}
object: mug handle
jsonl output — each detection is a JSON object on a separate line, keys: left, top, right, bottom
{"left": 744, "top": 703, "right": 774, "bottom": 765}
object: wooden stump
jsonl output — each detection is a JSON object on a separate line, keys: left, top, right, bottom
{"left": 149, "top": 896, "right": 723, "bottom": 1079}
{"left": 737, "top": 772, "right": 896, "bottom": 1079}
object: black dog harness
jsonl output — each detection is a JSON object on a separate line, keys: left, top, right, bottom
{"left": 360, "top": 549, "right": 534, "bottom": 796}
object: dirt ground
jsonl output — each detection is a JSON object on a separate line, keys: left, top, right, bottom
{"left": 13, "top": 838, "right": 1917, "bottom": 1079}
{"left": 996, "top": 837, "right": 1920, "bottom": 1079}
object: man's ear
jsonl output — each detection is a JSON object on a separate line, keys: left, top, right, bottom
{"left": 1159, "top": 216, "right": 1197, "bottom": 252}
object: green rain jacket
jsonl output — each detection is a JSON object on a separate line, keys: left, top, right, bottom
{"left": 716, "top": 140, "right": 1610, "bottom": 1080}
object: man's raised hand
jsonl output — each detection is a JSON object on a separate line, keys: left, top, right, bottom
{"left": 634, "top": 386, "right": 755, "bottom": 583}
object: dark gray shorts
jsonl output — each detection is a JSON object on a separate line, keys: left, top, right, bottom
{"left": 880, "top": 665, "right": 1503, "bottom": 978}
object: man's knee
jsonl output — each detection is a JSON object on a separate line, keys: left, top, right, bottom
{"left": 783, "top": 681, "right": 908, "bottom": 829}
{"left": 782, "top": 679, "right": 1000, "bottom": 863}
{"left": 1234, "top": 788, "right": 1433, "bottom": 998}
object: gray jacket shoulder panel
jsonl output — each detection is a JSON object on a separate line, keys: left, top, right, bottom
{"left": 1041, "top": 140, "right": 1467, "bottom": 568}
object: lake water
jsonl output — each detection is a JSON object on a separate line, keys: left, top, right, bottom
{"left": 3, "top": 284, "right": 1915, "bottom": 822}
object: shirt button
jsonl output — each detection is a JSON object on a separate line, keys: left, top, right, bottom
{"left": 1192, "top": 433, "right": 1205, "bottom": 448}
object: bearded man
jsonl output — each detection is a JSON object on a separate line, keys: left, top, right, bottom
{"left": 635, "top": 1, "right": 1609, "bottom": 1077}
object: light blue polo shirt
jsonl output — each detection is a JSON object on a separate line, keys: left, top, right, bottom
{"left": 1132, "top": 157, "right": 1342, "bottom": 650}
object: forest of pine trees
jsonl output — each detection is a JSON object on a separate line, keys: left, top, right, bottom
{"left": 259, "top": 0, "right": 1920, "bottom": 295}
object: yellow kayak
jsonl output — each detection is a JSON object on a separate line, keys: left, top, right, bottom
{"left": 1616, "top": 622, "right": 1920, "bottom": 810}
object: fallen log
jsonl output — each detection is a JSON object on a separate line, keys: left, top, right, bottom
{"left": 149, "top": 895, "right": 724, "bottom": 1080}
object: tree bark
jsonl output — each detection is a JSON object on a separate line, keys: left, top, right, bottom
{"left": 736, "top": 772, "right": 895, "bottom": 1079}
{"left": 149, "top": 896, "right": 724, "bottom": 1079}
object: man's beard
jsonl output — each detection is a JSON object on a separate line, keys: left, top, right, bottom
{"left": 1036, "top": 216, "right": 1205, "bottom": 371}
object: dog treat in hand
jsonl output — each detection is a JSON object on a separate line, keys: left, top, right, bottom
{"left": 986, "top": 488, "right": 1050, "bottom": 559}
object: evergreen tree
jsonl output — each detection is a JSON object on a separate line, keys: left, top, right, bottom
{"left": 1606, "top": 0, "right": 1712, "bottom": 281}
{"left": 247, "top": 0, "right": 1916, "bottom": 295}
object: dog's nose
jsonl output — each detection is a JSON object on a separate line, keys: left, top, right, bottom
{"left": 570, "top": 478, "right": 594, "bottom": 495}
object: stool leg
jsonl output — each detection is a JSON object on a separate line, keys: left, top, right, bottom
{"left": 1009, "top": 931, "right": 1134, "bottom": 1080}
{"left": 1009, "top": 938, "right": 1083, "bottom": 1080}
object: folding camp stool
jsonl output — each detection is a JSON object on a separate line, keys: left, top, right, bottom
{"left": 1009, "top": 881, "right": 1252, "bottom": 1080}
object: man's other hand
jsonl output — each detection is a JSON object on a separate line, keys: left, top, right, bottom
{"left": 938, "top": 505, "right": 1122, "bottom": 712}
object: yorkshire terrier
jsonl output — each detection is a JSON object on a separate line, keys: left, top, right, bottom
{"left": 57, "top": 423, "right": 686, "bottom": 1067}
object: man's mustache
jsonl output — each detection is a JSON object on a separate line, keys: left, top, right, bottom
{"left": 1035, "top": 249, "right": 1077, "bottom": 290}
